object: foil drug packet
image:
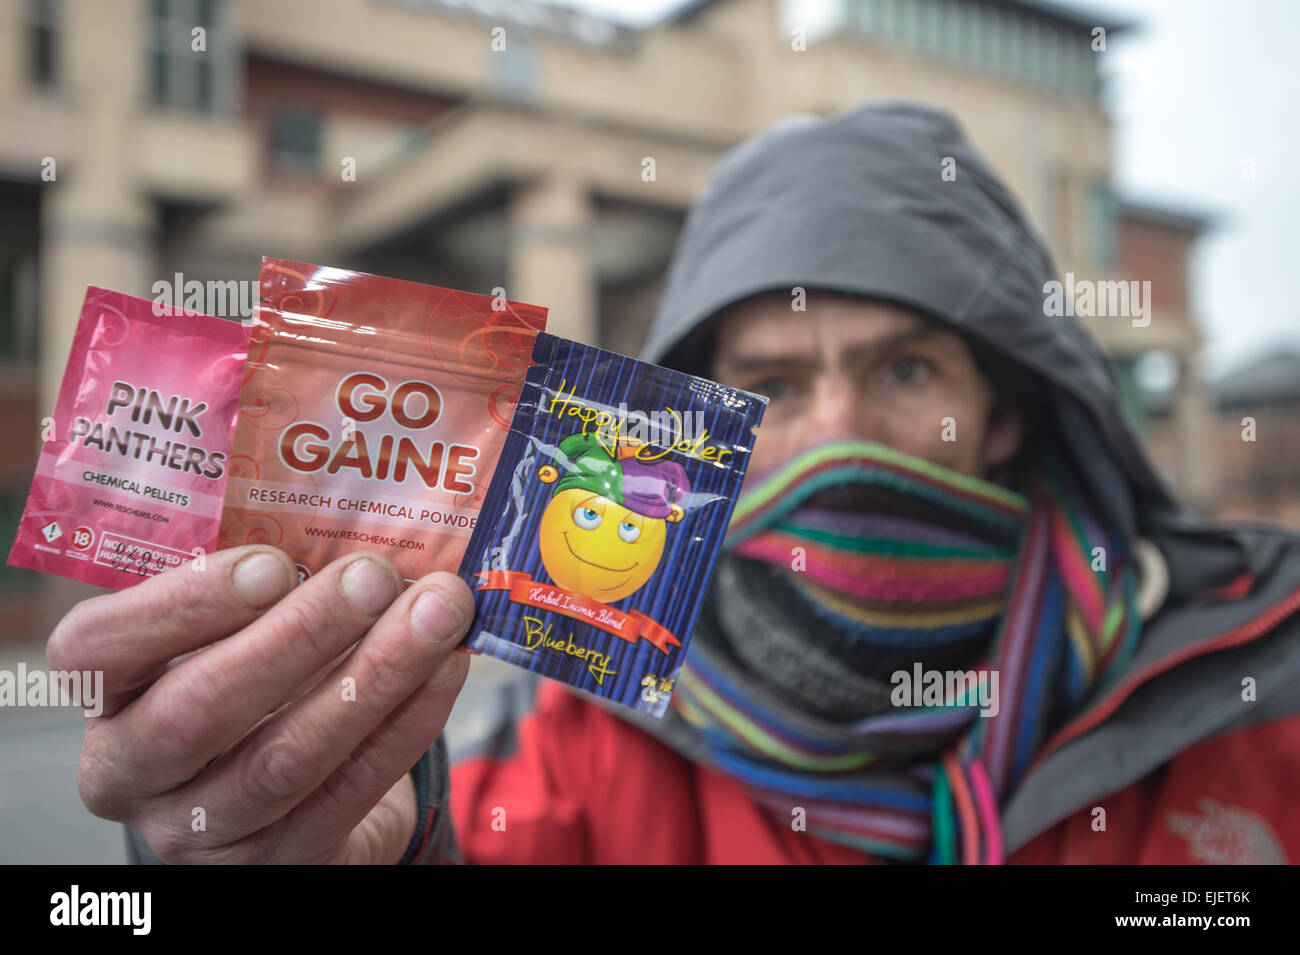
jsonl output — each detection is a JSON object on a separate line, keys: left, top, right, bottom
{"left": 217, "top": 259, "right": 548, "bottom": 583}
{"left": 456, "top": 332, "right": 767, "bottom": 716}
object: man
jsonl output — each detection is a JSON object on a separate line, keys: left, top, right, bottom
{"left": 56, "top": 103, "right": 1298, "bottom": 864}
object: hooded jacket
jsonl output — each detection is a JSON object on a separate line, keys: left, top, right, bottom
{"left": 125, "top": 103, "right": 1300, "bottom": 866}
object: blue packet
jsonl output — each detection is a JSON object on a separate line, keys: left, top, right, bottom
{"left": 456, "top": 333, "right": 767, "bottom": 716}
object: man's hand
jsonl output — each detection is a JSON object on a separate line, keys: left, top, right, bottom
{"left": 46, "top": 545, "right": 473, "bottom": 864}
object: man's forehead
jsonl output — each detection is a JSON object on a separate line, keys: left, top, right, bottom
{"left": 712, "top": 292, "right": 952, "bottom": 360}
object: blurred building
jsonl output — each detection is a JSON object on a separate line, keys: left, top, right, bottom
{"left": 0, "top": 0, "right": 1219, "bottom": 638}
{"left": 1209, "top": 351, "right": 1300, "bottom": 529}
{"left": 1107, "top": 198, "right": 1217, "bottom": 507}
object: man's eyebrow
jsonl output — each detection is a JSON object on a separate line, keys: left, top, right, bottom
{"left": 719, "top": 324, "right": 948, "bottom": 373}
{"left": 841, "top": 325, "right": 951, "bottom": 363}
{"left": 716, "top": 353, "right": 819, "bottom": 375}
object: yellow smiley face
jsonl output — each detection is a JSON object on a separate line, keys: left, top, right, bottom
{"left": 537, "top": 488, "right": 668, "bottom": 603}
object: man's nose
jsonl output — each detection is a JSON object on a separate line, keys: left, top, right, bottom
{"left": 810, "top": 377, "right": 889, "bottom": 445}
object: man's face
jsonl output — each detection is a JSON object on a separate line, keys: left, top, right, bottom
{"left": 709, "top": 292, "right": 1021, "bottom": 481}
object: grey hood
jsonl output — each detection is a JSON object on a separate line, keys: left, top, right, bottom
{"left": 641, "top": 101, "right": 1172, "bottom": 540}
{"left": 620, "top": 100, "right": 1300, "bottom": 855}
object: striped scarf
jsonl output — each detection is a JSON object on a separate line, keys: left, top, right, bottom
{"left": 669, "top": 440, "right": 1141, "bottom": 863}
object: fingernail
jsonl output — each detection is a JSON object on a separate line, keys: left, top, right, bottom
{"left": 231, "top": 552, "right": 292, "bottom": 610}
{"left": 409, "top": 586, "right": 466, "bottom": 644}
{"left": 427, "top": 652, "right": 465, "bottom": 688}
{"left": 339, "top": 558, "right": 399, "bottom": 617}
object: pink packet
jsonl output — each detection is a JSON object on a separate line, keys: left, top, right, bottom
{"left": 7, "top": 286, "right": 249, "bottom": 588}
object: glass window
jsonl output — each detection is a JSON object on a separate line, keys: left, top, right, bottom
{"left": 1022, "top": 17, "right": 1038, "bottom": 79}
{"left": 1005, "top": 12, "right": 1022, "bottom": 77}
{"left": 1058, "top": 32, "right": 1072, "bottom": 91}
{"left": 916, "top": 0, "right": 936, "bottom": 51}
{"left": 1060, "top": 34, "right": 1076, "bottom": 92}
{"left": 909, "top": 0, "right": 926, "bottom": 47}
{"left": 927, "top": 0, "right": 945, "bottom": 53}
{"left": 1087, "top": 180, "right": 1117, "bottom": 268}
{"left": 908, "top": 0, "right": 925, "bottom": 47}
{"left": 879, "top": 0, "right": 897, "bottom": 41}
{"left": 0, "top": 487, "right": 44, "bottom": 592}
{"left": 1047, "top": 26, "right": 1066, "bottom": 91}
{"left": 965, "top": 3, "right": 983, "bottom": 68}
{"left": 270, "top": 106, "right": 322, "bottom": 175}
{"left": 1025, "top": 15, "right": 1041, "bottom": 82}
{"left": 197, "top": 58, "right": 214, "bottom": 111}
{"left": 858, "top": 0, "right": 879, "bottom": 33}
{"left": 492, "top": 35, "right": 537, "bottom": 100}
{"left": 1086, "top": 39, "right": 1103, "bottom": 96}
{"left": 1072, "top": 39, "right": 1091, "bottom": 94}
{"left": 147, "top": 0, "right": 231, "bottom": 113}
{"left": 0, "top": 254, "right": 38, "bottom": 362}
{"left": 150, "top": 49, "right": 169, "bottom": 104}
{"left": 1111, "top": 354, "right": 1149, "bottom": 437}
{"left": 986, "top": 5, "right": 1002, "bottom": 71}
{"left": 0, "top": 265, "right": 17, "bottom": 359}
{"left": 943, "top": 0, "right": 962, "bottom": 59}
{"left": 397, "top": 124, "right": 424, "bottom": 157}
{"left": 27, "top": 0, "right": 59, "bottom": 86}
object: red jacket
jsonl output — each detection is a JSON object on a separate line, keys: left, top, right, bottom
{"left": 440, "top": 676, "right": 1298, "bottom": 865}
{"left": 121, "top": 624, "right": 1300, "bottom": 867}
{"left": 415, "top": 546, "right": 1300, "bottom": 866}
{"left": 120, "top": 547, "right": 1300, "bottom": 867}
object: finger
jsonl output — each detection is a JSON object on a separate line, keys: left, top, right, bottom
{"left": 47, "top": 546, "right": 298, "bottom": 718}
{"left": 284, "top": 648, "right": 470, "bottom": 864}
{"left": 215, "top": 651, "right": 468, "bottom": 865}
{"left": 91, "top": 552, "right": 405, "bottom": 806}
{"left": 150, "top": 571, "right": 472, "bottom": 856}
{"left": 339, "top": 772, "right": 421, "bottom": 866}
{"left": 282, "top": 643, "right": 364, "bottom": 707}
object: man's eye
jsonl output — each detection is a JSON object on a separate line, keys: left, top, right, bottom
{"left": 885, "top": 357, "right": 932, "bottom": 385}
{"left": 618, "top": 520, "right": 641, "bottom": 543}
{"left": 750, "top": 377, "right": 791, "bottom": 400}
{"left": 573, "top": 507, "right": 603, "bottom": 530}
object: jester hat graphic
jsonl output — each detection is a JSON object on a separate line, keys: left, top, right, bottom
{"left": 539, "top": 433, "right": 691, "bottom": 521}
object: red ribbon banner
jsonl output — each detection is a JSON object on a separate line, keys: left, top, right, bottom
{"left": 475, "top": 570, "right": 682, "bottom": 654}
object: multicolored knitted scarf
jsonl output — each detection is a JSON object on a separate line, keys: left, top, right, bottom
{"left": 668, "top": 440, "right": 1142, "bottom": 864}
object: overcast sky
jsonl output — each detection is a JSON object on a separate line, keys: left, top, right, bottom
{"left": 542, "top": 0, "right": 1297, "bottom": 380}
{"left": 1102, "top": 0, "right": 1298, "bottom": 378}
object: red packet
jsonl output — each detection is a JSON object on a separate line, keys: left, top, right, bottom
{"left": 217, "top": 259, "right": 548, "bottom": 583}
